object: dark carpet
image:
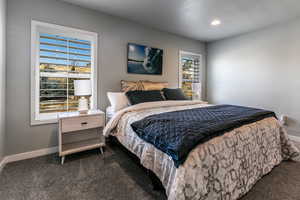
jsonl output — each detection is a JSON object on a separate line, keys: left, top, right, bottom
{"left": 0, "top": 141, "right": 299, "bottom": 200}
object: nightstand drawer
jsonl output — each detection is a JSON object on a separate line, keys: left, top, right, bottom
{"left": 61, "top": 115, "right": 104, "bottom": 133}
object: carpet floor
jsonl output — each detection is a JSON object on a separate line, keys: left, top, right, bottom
{"left": 0, "top": 141, "right": 299, "bottom": 200}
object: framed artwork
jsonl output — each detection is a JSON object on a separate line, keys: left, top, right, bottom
{"left": 127, "top": 43, "right": 163, "bottom": 75}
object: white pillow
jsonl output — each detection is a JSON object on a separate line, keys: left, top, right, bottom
{"left": 107, "top": 92, "right": 129, "bottom": 112}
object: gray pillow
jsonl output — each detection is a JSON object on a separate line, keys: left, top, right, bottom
{"left": 162, "top": 88, "right": 188, "bottom": 100}
{"left": 125, "top": 90, "right": 165, "bottom": 105}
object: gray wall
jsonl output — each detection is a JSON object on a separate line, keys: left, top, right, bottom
{"left": 0, "top": 0, "right": 6, "bottom": 161}
{"left": 6, "top": 0, "right": 206, "bottom": 155}
{"left": 207, "top": 17, "right": 300, "bottom": 137}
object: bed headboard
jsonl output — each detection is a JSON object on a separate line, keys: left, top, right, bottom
{"left": 120, "top": 80, "right": 168, "bottom": 92}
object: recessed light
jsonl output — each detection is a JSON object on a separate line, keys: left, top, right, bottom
{"left": 211, "top": 19, "right": 221, "bottom": 26}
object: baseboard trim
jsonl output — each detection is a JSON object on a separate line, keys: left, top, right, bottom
{"left": 0, "top": 146, "right": 58, "bottom": 172}
{"left": 0, "top": 157, "right": 8, "bottom": 173}
{"left": 289, "top": 135, "right": 300, "bottom": 143}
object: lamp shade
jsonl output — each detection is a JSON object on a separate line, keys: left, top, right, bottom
{"left": 192, "top": 82, "right": 202, "bottom": 100}
{"left": 74, "top": 80, "right": 92, "bottom": 96}
{"left": 192, "top": 82, "right": 201, "bottom": 92}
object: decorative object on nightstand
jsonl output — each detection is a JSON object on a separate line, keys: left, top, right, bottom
{"left": 58, "top": 110, "right": 105, "bottom": 165}
{"left": 74, "top": 80, "right": 92, "bottom": 114}
{"left": 192, "top": 82, "right": 202, "bottom": 100}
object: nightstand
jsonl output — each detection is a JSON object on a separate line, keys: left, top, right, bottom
{"left": 58, "top": 110, "right": 105, "bottom": 165}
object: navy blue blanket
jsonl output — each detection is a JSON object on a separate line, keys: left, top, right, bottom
{"left": 131, "top": 105, "right": 276, "bottom": 167}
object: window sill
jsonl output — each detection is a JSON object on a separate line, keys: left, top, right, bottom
{"left": 31, "top": 118, "right": 58, "bottom": 126}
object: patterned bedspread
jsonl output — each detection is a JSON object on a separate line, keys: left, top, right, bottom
{"left": 104, "top": 101, "right": 299, "bottom": 200}
{"left": 131, "top": 104, "right": 277, "bottom": 167}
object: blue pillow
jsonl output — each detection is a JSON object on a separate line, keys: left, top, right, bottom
{"left": 162, "top": 88, "right": 188, "bottom": 100}
{"left": 125, "top": 90, "right": 165, "bottom": 105}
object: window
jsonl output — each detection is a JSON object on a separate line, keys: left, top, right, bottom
{"left": 179, "top": 51, "right": 202, "bottom": 100}
{"left": 31, "top": 21, "right": 98, "bottom": 125}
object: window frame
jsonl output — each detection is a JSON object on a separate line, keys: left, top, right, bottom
{"left": 178, "top": 50, "right": 202, "bottom": 100}
{"left": 31, "top": 20, "right": 98, "bottom": 125}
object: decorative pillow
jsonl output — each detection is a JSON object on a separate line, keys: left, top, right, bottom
{"left": 125, "top": 90, "right": 165, "bottom": 105}
{"left": 107, "top": 92, "right": 130, "bottom": 112}
{"left": 120, "top": 80, "right": 143, "bottom": 92}
{"left": 141, "top": 81, "right": 168, "bottom": 91}
{"left": 162, "top": 88, "right": 188, "bottom": 100}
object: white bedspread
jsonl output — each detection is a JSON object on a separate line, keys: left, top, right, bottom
{"left": 104, "top": 101, "right": 299, "bottom": 200}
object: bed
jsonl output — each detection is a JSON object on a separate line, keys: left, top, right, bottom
{"left": 104, "top": 98, "right": 299, "bottom": 200}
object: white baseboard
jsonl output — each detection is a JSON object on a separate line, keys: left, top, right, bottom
{"left": 0, "top": 146, "right": 58, "bottom": 172}
{"left": 0, "top": 157, "right": 7, "bottom": 173}
{"left": 289, "top": 135, "right": 300, "bottom": 143}
{"left": 5, "top": 146, "right": 58, "bottom": 163}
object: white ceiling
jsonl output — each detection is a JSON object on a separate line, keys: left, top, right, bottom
{"left": 61, "top": 0, "right": 300, "bottom": 42}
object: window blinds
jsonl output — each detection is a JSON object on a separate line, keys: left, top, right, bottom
{"left": 39, "top": 33, "right": 92, "bottom": 113}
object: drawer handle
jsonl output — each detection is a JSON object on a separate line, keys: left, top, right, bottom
{"left": 81, "top": 122, "right": 88, "bottom": 126}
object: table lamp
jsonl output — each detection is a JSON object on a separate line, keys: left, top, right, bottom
{"left": 192, "top": 82, "right": 202, "bottom": 100}
{"left": 74, "top": 80, "right": 91, "bottom": 114}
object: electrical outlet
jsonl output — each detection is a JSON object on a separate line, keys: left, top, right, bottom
{"left": 280, "top": 115, "right": 288, "bottom": 126}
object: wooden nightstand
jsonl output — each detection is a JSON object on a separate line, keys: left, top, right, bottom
{"left": 58, "top": 110, "right": 105, "bottom": 165}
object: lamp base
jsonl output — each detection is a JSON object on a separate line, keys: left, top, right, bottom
{"left": 78, "top": 96, "right": 89, "bottom": 114}
{"left": 192, "top": 92, "right": 202, "bottom": 101}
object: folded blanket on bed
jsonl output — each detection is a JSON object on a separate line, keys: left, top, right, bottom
{"left": 131, "top": 104, "right": 276, "bottom": 167}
